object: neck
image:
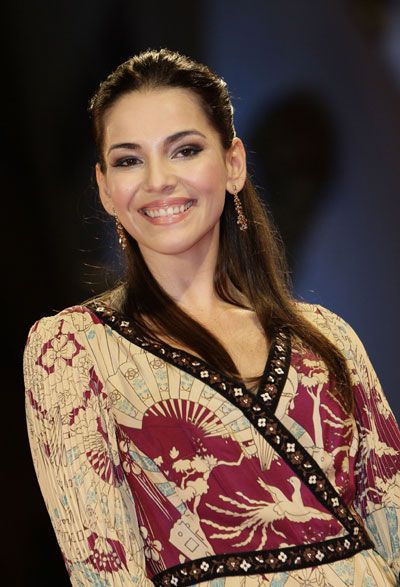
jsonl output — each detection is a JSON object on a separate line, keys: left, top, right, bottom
{"left": 139, "top": 226, "right": 223, "bottom": 316}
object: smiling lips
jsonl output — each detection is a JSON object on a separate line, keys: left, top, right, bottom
{"left": 140, "top": 198, "right": 195, "bottom": 224}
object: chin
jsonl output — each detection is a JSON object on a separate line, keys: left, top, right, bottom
{"left": 139, "top": 231, "right": 215, "bottom": 258}
{"left": 151, "top": 241, "right": 202, "bottom": 256}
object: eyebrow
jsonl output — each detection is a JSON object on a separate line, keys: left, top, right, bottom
{"left": 107, "top": 130, "right": 206, "bottom": 156}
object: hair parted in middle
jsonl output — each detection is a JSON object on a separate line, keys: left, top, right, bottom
{"left": 89, "top": 48, "right": 354, "bottom": 412}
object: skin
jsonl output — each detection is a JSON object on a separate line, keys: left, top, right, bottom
{"left": 96, "top": 87, "right": 268, "bottom": 381}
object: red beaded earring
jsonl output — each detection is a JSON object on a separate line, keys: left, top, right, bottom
{"left": 233, "top": 185, "right": 248, "bottom": 231}
{"left": 112, "top": 207, "right": 128, "bottom": 250}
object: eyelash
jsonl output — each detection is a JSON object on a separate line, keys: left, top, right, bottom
{"left": 112, "top": 144, "right": 202, "bottom": 168}
{"left": 174, "top": 144, "right": 202, "bottom": 158}
{"left": 112, "top": 157, "right": 141, "bottom": 168}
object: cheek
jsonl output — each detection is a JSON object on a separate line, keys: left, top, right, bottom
{"left": 107, "top": 174, "right": 139, "bottom": 204}
{"left": 186, "top": 159, "right": 227, "bottom": 196}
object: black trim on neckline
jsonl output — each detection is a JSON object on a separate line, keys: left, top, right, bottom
{"left": 85, "top": 301, "right": 289, "bottom": 403}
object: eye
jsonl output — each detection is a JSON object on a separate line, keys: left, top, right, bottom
{"left": 174, "top": 145, "right": 202, "bottom": 159}
{"left": 112, "top": 156, "right": 142, "bottom": 168}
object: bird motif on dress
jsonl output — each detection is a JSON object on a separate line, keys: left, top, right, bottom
{"left": 203, "top": 475, "right": 333, "bottom": 548}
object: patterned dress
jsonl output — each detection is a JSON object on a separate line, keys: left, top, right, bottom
{"left": 23, "top": 302, "right": 400, "bottom": 586}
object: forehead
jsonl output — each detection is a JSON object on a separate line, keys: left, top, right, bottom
{"left": 102, "top": 87, "right": 216, "bottom": 144}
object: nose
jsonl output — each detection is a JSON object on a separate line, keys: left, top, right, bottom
{"left": 143, "top": 157, "right": 177, "bottom": 194}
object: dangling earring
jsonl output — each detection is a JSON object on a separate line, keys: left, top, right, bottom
{"left": 233, "top": 185, "right": 248, "bottom": 231}
{"left": 112, "top": 207, "right": 128, "bottom": 250}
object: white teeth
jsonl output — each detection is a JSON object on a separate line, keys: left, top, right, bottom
{"left": 143, "top": 200, "right": 194, "bottom": 217}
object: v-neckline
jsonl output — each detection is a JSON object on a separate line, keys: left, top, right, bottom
{"left": 85, "top": 301, "right": 291, "bottom": 412}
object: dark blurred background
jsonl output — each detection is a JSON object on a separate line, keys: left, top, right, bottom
{"left": 4, "top": 0, "right": 400, "bottom": 584}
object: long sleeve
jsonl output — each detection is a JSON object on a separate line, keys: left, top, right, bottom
{"left": 23, "top": 309, "right": 154, "bottom": 586}
{"left": 314, "top": 305, "right": 400, "bottom": 576}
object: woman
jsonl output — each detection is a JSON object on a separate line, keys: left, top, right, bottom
{"left": 24, "top": 49, "right": 400, "bottom": 586}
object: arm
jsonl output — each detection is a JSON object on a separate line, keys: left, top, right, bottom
{"left": 315, "top": 305, "right": 400, "bottom": 575}
{"left": 24, "top": 310, "right": 154, "bottom": 586}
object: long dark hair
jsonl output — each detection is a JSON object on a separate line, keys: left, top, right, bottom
{"left": 89, "top": 49, "right": 353, "bottom": 413}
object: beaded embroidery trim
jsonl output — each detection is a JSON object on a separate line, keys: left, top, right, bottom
{"left": 85, "top": 303, "right": 373, "bottom": 585}
{"left": 153, "top": 538, "right": 368, "bottom": 586}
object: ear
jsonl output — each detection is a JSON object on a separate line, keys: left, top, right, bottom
{"left": 96, "top": 163, "right": 114, "bottom": 216}
{"left": 225, "top": 137, "right": 247, "bottom": 194}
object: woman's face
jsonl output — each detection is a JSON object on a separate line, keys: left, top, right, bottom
{"left": 96, "top": 87, "right": 246, "bottom": 261}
